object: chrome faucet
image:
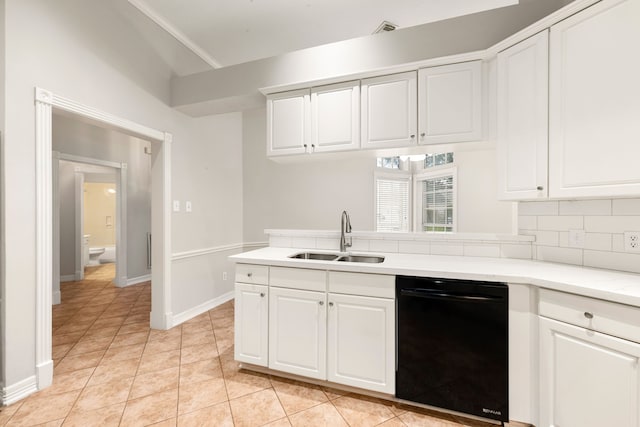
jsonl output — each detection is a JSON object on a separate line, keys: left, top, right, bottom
{"left": 340, "top": 210, "right": 352, "bottom": 252}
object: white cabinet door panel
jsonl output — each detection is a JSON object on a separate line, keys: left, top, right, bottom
{"left": 269, "top": 287, "right": 326, "bottom": 380}
{"left": 497, "top": 31, "right": 549, "bottom": 200}
{"left": 234, "top": 283, "right": 268, "bottom": 367}
{"left": 361, "top": 72, "right": 417, "bottom": 148}
{"left": 311, "top": 81, "right": 360, "bottom": 153}
{"left": 539, "top": 317, "right": 640, "bottom": 427}
{"left": 549, "top": 0, "right": 640, "bottom": 198}
{"left": 327, "top": 293, "right": 395, "bottom": 394}
{"left": 267, "top": 89, "right": 310, "bottom": 156}
{"left": 418, "top": 61, "right": 482, "bottom": 145}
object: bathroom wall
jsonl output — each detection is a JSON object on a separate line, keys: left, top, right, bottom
{"left": 58, "top": 161, "right": 77, "bottom": 278}
{"left": 83, "top": 182, "right": 116, "bottom": 247}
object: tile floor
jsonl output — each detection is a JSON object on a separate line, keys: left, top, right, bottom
{"left": 0, "top": 264, "right": 497, "bottom": 427}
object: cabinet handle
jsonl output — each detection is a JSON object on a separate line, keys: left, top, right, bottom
{"left": 260, "top": 292, "right": 265, "bottom": 298}
{"left": 410, "top": 134, "right": 416, "bottom": 139}
{"left": 420, "top": 132, "right": 425, "bottom": 137}
{"left": 329, "top": 302, "right": 334, "bottom": 307}
{"left": 584, "top": 312, "right": 594, "bottom": 319}
{"left": 537, "top": 186, "right": 544, "bottom": 191}
{"left": 247, "top": 272, "right": 253, "bottom": 278}
{"left": 319, "top": 301, "right": 324, "bottom": 306}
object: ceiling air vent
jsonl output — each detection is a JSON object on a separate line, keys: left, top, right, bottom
{"left": 373, "top": 21, "right": 398, "bottom": 34}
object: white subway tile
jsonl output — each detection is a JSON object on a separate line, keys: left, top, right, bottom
{"left": 584, "top": 216, "right": 640, "bottom": 233}
{"left": 430, "top": 243, "right": 464, "bottom": 256}
{"left": 500, "top": 244, "right": 532, "bottom": 260}
{"left": 584, "top": 233, "right": 612, "bottom": 251}
{"left": 398, "top": 240, "right": 430, "bottom": 255}
{"left": 535, "top": 246, "right": 583, "bottom": 266}
{"left": 559, "top": 200, "right": 611, "bottom": 216}
{"left": 537, "top": 216, "right": 584, "bottom": 231}
{"left": 350, "top": 238, "right": 370, "bottom": 252}
{"left": 518, "top": 201, "right": 559, "bottom": 216}
{"left": 584, "top": 250, "right": 640, "bottom": 274}
{"left": 612, "top": 234, "right": 625, "bottom": 252}
{"left": 316, "top": 238, "right": 340, "bottom": 251}
{"left": 270, "top": 236, "right": 292, "bottom": 248}
{"left": 291, "top": 237, "right": 317, "bottom": 249}
{"left": 525, "top": 230, "right": 560, "bottom": 246}
{"left": 463, "top": 244, "right": 501, "bottom": 258}
{"left": 370, "top": 239, "right": 399, "bottom": 253}
{"left": 518, "top": 216, "right": 537, "bottom": 231}
{"left": 558, "top": 232, "right": 568, "bottom": 247}
{"left": 612, "top": 199, "right": 640, "bottom": 215}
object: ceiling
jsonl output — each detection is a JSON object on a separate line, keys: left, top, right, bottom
{"left": 125, "top": 0, "right": 518, "bottom": 73}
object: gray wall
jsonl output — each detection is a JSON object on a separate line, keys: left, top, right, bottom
{"left": 53, "top": 115, "right": 152, "bottom": 281}
{"left": 58, "top": 161, "right": 77, "bottom": 277}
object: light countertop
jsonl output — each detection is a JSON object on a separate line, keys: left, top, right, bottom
{"left": 230, "top": 247, "right": 640, "bottom": 308}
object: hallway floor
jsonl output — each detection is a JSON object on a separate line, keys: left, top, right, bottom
{"left": 0, "top": 264, "right": 495, "bottom": 427}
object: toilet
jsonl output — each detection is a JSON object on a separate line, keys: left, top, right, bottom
{"left": 88, "top": 247, "right": 105, "bottom": 266}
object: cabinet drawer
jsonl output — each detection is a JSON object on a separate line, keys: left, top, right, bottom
{"left": 328, "top": 271, "right": 394, "bottom": 298}
{"left": 270, "top": 267, "right": 326, "bottom": 292}
{"left": 235, "top": 264, "right": 269, "bottom": 285}
{"left": 539, "top": 288, "right": 640, "bottom": 343}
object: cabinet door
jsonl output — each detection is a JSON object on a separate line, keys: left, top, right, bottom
{"left": 234, "top": 283, "right": 268, "bottom": 367}
{"left": 267, "top": 89, "right": 310, "bottom": 156}
{"left": 327, "top": 293, "right": 395, "bottom": 394}
{"left": 497, "top": 31, "right": 549, "bottom": 200}
{"left": 539, "top": 317, "right": 640, "bottom": 427}
{"left": 311, "top": 81, "right": 360, "bottom": 153}
{"left": 418, "top": 61, "right": 482, "bottom": 145}
{"left": 549, "top": 0, "right": 640, "bottom": 198}
{"left": 269, "top": 287, "right": 326, "bottom": 379}
{"left": 361, "top": 72, "right": 417, "bottom": 149}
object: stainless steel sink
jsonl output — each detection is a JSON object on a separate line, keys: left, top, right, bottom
{"left": 289, "top": 252, "right": 340, "bottom": 261}
{"left": 337, "top": 255, "right": 385, "bottom": 263}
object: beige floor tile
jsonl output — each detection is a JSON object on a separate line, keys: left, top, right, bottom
{"left": 377, "top": 417, "right": 407, "bottom": 427}
{"left": 179, "top": 358, "right": 223, "bottom": 385}
{"left": 118, "top": 321, "right": 151, "bottom": 336}
{"left": 177, "top": 401, "right": 233, "bottom": 427}
{"left": 399, "top": 410, "right": 462, "bottom": 427}
{"left": 263, "top": 418, "right": 292, "bottom": 427}
{"left": 31, "top": 419, "right": 64, "bottom": 426}
{"left": 144, "top": 335, "right": 182, "bottom": 354}
{"left": 333, "top": 395, "right": 396, "bottom": 427}
{"left": 181, "top": 330, "right": 215, "bottom": 348}
{"left": 35, "top": 367, "right": 95, "bottom": 398}
{"left": 321, "top": 386, "right": 349, "bottom": 401}
{"left": 224, "top": 370, "right": 272, "bottom": 400}
{"left": 66, "top": 336, "right": 113, "bottom": 356}
{"left": 83, "top": 326, "right": 120, "bottom": 339}
{"left": 180, "top": 342, "right": 219, "bottom": 365}
{"left": 52, "top": 344, "right": 74, "bottom": 360}
{"left": 74, "top": 376, "right": 134, "bottom": 412}
{"left": 63, "top": 402, "right": 125, "bottom": 426}
{"left": 148, "top": 418, "right": 176, "bottom": 427}
{"left": 120, "top": 388, "right": 178, "bottom": 427}
{"left": 0, "top": 402, "right": 24, "bottom": 425}
{"left": 7, "top": 390, "right": 81, "bottom": 426}
{"left": 271, "top": 377, "right": 329, "bottom": 415}
{"left": 54, "top": 350, "right": 106, "bottom": 374}
{"left": 288, "top": 401, "right": 348, "bottom": 427}
{"left": 148, "top": 327, "right": 182, "bottom": 343}
{"left": 110, "top": 331, "right": 149, "bottom": 348}
{"left": 451, "top": 415, "right": 496, "bottom": 427}
{"left": 178, "top": 377, "right": 228, "bottom": 415}
{"left": 52, "top": 333, "right": 84, "bottom": 347}
{"left": 229, "top": 388, "right": 286, "bottom": 427}
{"left": 87, "top": 357, "right": 140, "bottom": 386}
{"left": 137, "top": 349, "right": 181, "bottom": 375}
{"left": 129, "top": 366, "right": 179, "bottom": 400}
{"left": 101, "top": 342, "right": 145, "bottom": 362}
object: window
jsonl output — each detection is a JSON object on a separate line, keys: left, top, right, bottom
{"left": 375, "top": 153, "right": 456, "bottom": 232}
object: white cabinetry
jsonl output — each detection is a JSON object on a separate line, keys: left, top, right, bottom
{"left": 361, "top": 71, "right": 417, "bottom": 149}
{"left": 549, "top": 0, "right": 640, "bottom": 198}
{"left": 497, "top": 31, "right": 549, "bottom": 200}
{"left": 311, "top": 81, "right": 360, "bottom": 153}
{"left": 234, "top": 264, "right": 269, "bottom": 367}
{"left": 539, "top": 289, "right": 640, "bottom": 427}
{"left": 418, "top": 61, "right": 482, "bottom": 145}
{"left": 267, "top": 89, "right": 310, "bottom": 156}
{"left": 327, "top": 272, "right": 395, "bottom": 394}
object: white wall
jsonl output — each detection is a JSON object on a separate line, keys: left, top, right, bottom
{"left": 58, "top": 161, "right": 76, "bottom": 278}
{"left": 1, "top": 0, "right": 243, "bottom": 394}
{"left": 242, "top": 107, "right": 513, "bottom": 242}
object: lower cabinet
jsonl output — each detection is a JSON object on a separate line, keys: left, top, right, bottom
{"left": 327, "top": 293, "right": 395, "bottom": 394}
{"left": 268, "top": 286, "right": 327, "bottom": 380}
{"left": 234, "top": 283, "right": 269, "bottom": 367}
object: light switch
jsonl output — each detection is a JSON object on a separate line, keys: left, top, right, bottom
{"left": 173, "top": 200, "right": 180, "bottom": 212}
{"left": 185, "top": 201, "right": 192, "bottom": 213}
{"left": 568, "top": 229, "right": 585, "bottom": 248}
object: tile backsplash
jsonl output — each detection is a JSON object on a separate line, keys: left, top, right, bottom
{"left": 518, "top": 199, "right": 640, "bottom": 274}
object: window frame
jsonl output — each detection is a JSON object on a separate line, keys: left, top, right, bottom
{"left": 412, "top": 165, "right": 458, "bottom": 233}
{"left": 373, "top": 169, "right": 412, "bottom": 233}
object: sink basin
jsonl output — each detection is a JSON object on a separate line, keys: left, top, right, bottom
{"left": 289, "top": 252, "right": 340, "bottom": 261}
{"left": 337, "top": 255, "right": 385, "bottom": 263}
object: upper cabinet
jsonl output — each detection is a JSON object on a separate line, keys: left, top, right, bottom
{"left": 418, "top": 61, "right": 483, "bottom": 145}
{"left": 361, "top": 71, "right": 418, "bottom": 149}
{"left": 311, "top": 81, "right": 360, "bottom": 153}
{"left": 548, "top": 0, "right": 640, "bottom": 198}
{"left": 497, "top": 31, "right": 549, "bottom": 200}
{"left": 267, "top": 89, "right": 310, "bottom": 156}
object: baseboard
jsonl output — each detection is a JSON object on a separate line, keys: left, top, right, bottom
{"left": 1, "top": 375, "right": 37, "bottom": 406}
{"left": 60, "top": 274, "right": 76, "bottom": 282}
{"left": 150, "top": 310, "right": 173, "bottom": 330}
{"left": 74, "top": 270, "right": 83, "bottom": 281}
{"left": 123, "top": 274, "right": 151, "bottom": 287}
{"left": 36, "top": 360, "right": 53, "bottom": 389}
{"left": 53, "top": 290, "right": 61, "bottom": 305}
{"left": 171, "top": 291, "right": 234, "bottom": 327}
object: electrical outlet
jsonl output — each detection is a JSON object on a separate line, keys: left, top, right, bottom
{"left": 568, "top": 229, "right": 585, "bottom": 248}
{"left": 624, "top": 231, "right": 640, "bottom": 252}
{"left": 222, "top": 272, "right": 228, "bottom": 281}
{"left": 173, "top": 200, "right": 180, "bottom": 212}
{"left": 185, "top": 201, "right": 192, "bottom": 213}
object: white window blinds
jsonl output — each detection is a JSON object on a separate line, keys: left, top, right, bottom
{"left": 375, "top": 173, "right": 410, "bottom": 232}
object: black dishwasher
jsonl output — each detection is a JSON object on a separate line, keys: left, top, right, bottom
{"left": 396, "top": 276, "right": 508, "bottom": 422}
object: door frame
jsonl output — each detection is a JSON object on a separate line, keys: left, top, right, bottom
{"left": 35, "top": 87, "right": 173, "bottom": 390}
